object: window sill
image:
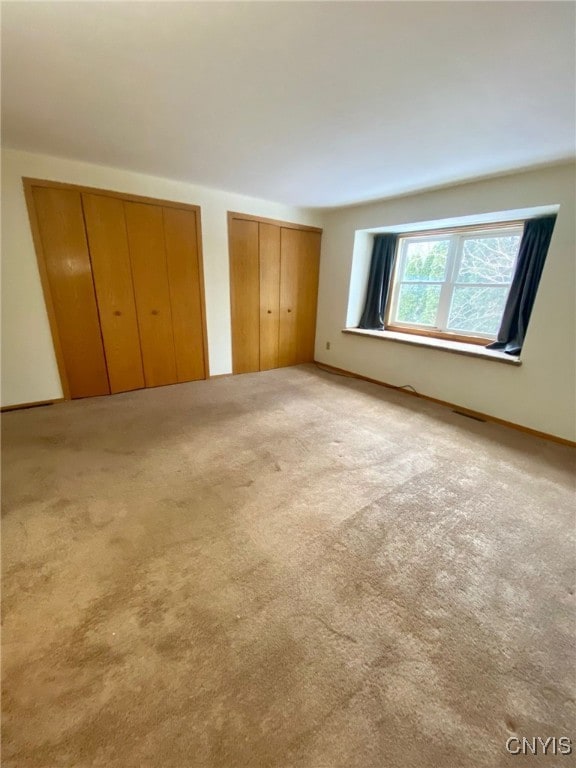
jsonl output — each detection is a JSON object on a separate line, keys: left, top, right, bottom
{"left": 341, "top": 328, "right": 521, "bottom": 365}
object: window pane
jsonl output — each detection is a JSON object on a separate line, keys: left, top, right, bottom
{"left": 457, "top": 235, "right": 521, "bottom": 284}
{"left": 396, "top": 284, "right": 441, "bottom": 326}
{"left": 402, "top": 240, "right": 449, "bottom": 281}
{"left": 447, "top": 286, "right": 509, "bottom": 336}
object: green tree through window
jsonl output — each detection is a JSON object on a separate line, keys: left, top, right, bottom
{"left": 389, "top": 227, "right": 522, "bottom": 338}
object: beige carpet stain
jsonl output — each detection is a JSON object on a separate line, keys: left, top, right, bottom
{"left": 1, "top": 364, "right": 574, "bottom": 767}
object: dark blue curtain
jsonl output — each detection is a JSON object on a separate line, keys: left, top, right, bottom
{"left": 487, "top": 215, "right": 557, "bottom": 356}
{"left": 358, "top": 234, "right": 398, "bottom": 330}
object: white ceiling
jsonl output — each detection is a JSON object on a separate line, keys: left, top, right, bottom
{"left": 2, "top": 2, "right": 575, "bottom": 208}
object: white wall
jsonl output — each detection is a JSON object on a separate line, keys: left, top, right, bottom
{"left": 315, "top": 163, "right": 576, "bottom": 441}
{"left": 0, "top": 148, "right": 322, "bottom": 407}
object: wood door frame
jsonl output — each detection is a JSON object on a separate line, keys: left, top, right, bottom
{"left": 23, "top": 177, "right": 210, "bottom": 399}
{"left": 24, "top": 177, "right": 204, "bottom": 213}
{"left": 227, "top": 211, "right": 322, "bottom": 234}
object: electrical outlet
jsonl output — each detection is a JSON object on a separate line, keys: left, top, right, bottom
{"left": 325, "top": 341, "right": 331, "bottom": 350}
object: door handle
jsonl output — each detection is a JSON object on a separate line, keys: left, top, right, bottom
{"left": 287, "top": 308, "right": 292, "bottom": 313}
{"left": 267, "top": 310, "right": 272, "bottom": 314}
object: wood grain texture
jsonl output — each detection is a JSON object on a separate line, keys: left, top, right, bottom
{"left": 82, "top": 194, "right": 145, "bottom": 394}
{"left": 385, "top": 325, "right": 490, "bottom": 346}
{"left": 24, "top": 177, "right": 201, "bottom": 214}
{"left": 124, "top": 202, "right": 178, "bottom": 388}
{"left": 31, "top": 187, "right": 110, "bottom": 398}
{"left": 163, "top": 207, "right": 206, "bottom": 382}
{"left": 228, "top": 211, "right": 322, "bottom": 233}
{"left": 193, "top": 209, "right": 211, "bottom": 378}
{"left": 278, "top": 228, "right": 321, "bottom": 367}
{"left": 258, "top": 223, "right": 281, "bottom": 371}
{"left": 229, "top": 218, "right": 260, "bottom": 374}
{"left": 23, "top": 181, "right": 72, "bottom": 399}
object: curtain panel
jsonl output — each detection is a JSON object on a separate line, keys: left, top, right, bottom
{"left": 487, "top": 215, "right": 557, "bottom": 356}
{"left": 358, "top": 233, "right": 398, "bottom": 330}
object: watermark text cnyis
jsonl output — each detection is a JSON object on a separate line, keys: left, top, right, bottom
{"left": 505, "top": 736, "right": 572, "bottom": 756}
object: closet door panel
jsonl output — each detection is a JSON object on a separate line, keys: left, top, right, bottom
{"left": 82, "top": 194, "right": 145, "bottom": 394}
{"left": 278, "top": 228, "right": 299, "bottom": 367}
{"left": 279, "top": 228, "right": 321, "bottom": 366}
{"left": 258, "top": 223, "right": 280, "bottom": 371}
{"left": 32, "top": 186, "right": 110, "bottom": 398}
{"left": 163, "top": 207, "right": 206, "bottom": 382}
{"left": 229, "top": 218, "right": 260, "bottom": 374}
{"left": 124, "top": 202, "right": 177, "bottom": 388}
{"left": 294, "top": 230, "right": 321, "bottom": 363}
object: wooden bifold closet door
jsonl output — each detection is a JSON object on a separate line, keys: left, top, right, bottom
{"left": 26, "top": 180, "right": 208, "bottom": 400}
{"left": 278, "top": 228, "right": 321, "bottom": 367}
{"left": 163, "top": 207, "right": 206, "bottom": 384}
{"left": 82, "top": 194, "right": 145, "bottom": 394}
{"left": 124, "top": 202, "right": 178, "bottom": 388}
{"left": 229, "top": 219, "right": 260, "bottom": 374}
{"left": 31, "top": 187, "right": 110, "bottom": 399}
{"left": 258, "top": 223, "right": 281, "bottom": 371}
{"left": 229, "top": 214, "right": 321, "bottom": 375}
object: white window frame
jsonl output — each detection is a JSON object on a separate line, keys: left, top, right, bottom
{"left": 387, "top": 225, "right": 524, "bottom": 341}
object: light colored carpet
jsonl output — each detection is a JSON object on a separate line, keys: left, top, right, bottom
{"left": 2, "top": 364, "right": 575, "bottom": 768}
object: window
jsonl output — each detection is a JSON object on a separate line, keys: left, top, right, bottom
{"left": 387, "top": 225, "right": 523, "bottom": 341}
